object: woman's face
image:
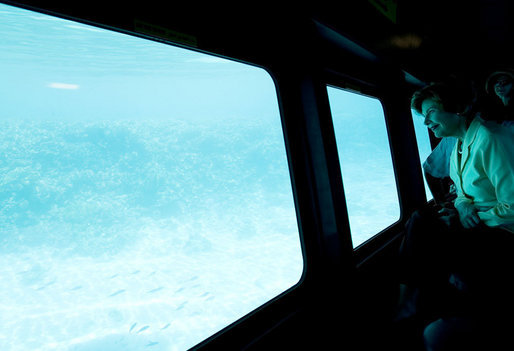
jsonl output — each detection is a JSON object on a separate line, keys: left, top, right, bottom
{"left": 494, "top": 75, "right": 513, "bottom": 101}
{"left": 421, "top": 98, "right": 464, "bottom": 138}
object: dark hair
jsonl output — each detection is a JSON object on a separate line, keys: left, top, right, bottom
{"left": 411, "top": 78, "right": 477, "bottom": 118}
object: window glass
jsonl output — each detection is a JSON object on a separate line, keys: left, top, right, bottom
{"left": 327, "top": 86, "right": 400, "bottom": 247}
{"left": 0, "top": 4, "right": 303, "bottom": 350}
{"left": 411, "top": 109, "right": 434, "bottom": 201}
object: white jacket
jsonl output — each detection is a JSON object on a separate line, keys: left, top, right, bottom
{"left": 450, "top": 117, "right": 514, "bottom": 233}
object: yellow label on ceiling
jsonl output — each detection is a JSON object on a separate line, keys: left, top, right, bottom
{"left": 368, "top": 0, "right": 398, "bottom": 24}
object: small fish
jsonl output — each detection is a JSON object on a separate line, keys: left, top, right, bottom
{"left": 71, "top": 285, "right": 82, "bottom": 291}
{"left": 147, "top": 287, "right": 164, "bottom": 294}
{"left": 131, "top": 270, "right": 140, "bottom": 275}
{"left": 129, "top": 322, "right": 137, "bottom": 333}
{"left": 176, "top": 302, "right": 187, "bottom": 310}
{"left": 200, "top": 292, "right": 209, "bottom": 297}
{"left": 37, "top": 280, "right": 57, "bottom": 290}
{"left": 109, "top": 274, "right": 119, "bottom": 279}
{"left": 109, "top": 289, "right": 126, "bottom": 297}
{"left": 137, "top": 325, "right": 150, "bottom": 334}
{"left": 146, "top": 342, "right": 159, "bottom": 347}
{"left": 161, "top": 323, "right": 171, "bottom": 330}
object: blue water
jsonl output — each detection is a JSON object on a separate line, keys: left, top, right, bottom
{"left": 328, "top": 87, "right": 401, "bottom": 246}
{"left": 0, "top": 4, "right": 303, "bottom": 350}
{"left": 0, "top": 118, "right": 303, "bottom": 351}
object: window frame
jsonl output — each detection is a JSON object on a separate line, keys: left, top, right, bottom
{"left": 325, "top": 83, "right": 402, "bottom": 249}
{"left": 322, "top": 75, "right": 407, "bottom": 262}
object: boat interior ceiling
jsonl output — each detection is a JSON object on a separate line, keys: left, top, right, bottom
{"left": 6, "top": 0, "right": 514, "bottom": 85}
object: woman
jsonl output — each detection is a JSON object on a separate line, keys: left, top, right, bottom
{"left": 412, "top": 81, "right": 514, "bottom": 233}
{"left": 420, "top": 71, "right": 514, "bottom": 204}
{"left": 396, "top": 79, "right": 514, "bottom": 349}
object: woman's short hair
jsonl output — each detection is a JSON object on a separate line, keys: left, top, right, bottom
{"left": 411, "top": 78, "right": 477, "bottom": 117}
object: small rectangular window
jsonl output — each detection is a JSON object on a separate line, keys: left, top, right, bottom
{"left": 0, "top": 4, "right": 303, "bottom": 350}
{"left": 327, "top": 86, "right": 400, "bottom": 247}
{"left": 411, "top": 109, "right": 434, "bottom": 201}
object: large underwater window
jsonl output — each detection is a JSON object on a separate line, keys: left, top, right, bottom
{"left": 327, "top": 86, "right": 400, "bottom": 248}
{"left": 0, "top": 4, "right": 303, "bottom": 350}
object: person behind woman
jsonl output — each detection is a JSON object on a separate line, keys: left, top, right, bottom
{"left": 421, "top": 136, "right": 457, "bottom": 202}
{"left": 484, "top": 68, "right": 514, "bottom": 123}
{"left": 395, "top": 78, "right": 514, "bottom": 349}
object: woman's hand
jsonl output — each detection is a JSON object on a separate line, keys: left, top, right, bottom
{"left": 455, "top": 202, "right": 481, "bottom": 228}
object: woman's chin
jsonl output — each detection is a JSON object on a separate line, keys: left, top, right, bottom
{"left": 433, "top": 130, "right": 443, "bottom": 138}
